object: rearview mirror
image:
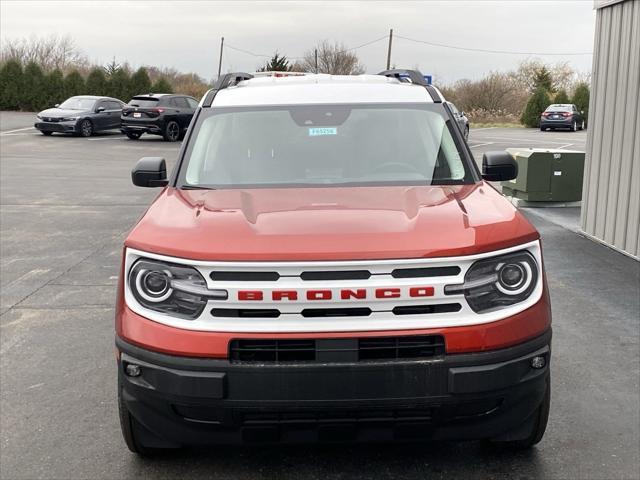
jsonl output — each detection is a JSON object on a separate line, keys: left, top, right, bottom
{"left": 132, "top": 157, "right": 168, "bottom": 187}
{"left": 96, "top": 106, "right": 105, "bottom": 113}
{"left": 482, "top": 151, "right": 518, "bottom": 182}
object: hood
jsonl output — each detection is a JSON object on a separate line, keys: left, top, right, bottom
{"left": 125, "top": 183, "right": 539, "bottom": 261}
{"left": 38, "top": 108, "right": 90, "bottom": 118}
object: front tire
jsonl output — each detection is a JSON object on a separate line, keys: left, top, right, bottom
{"left": 78, "top": 119, "right": 93, "bottom": 137}
{"left": 163, "top": 120, "right": 180, "bottom": 142}
{"left": 126, "top": 132, "right": 142, "bottom": 140}
{"left": 41, "top": 131, "right": 53, "bottom": 136}
{"left": 540, "top": 126, "right": 546, "bottom": 131}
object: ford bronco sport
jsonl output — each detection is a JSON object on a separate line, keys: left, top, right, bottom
{"left": 116, "top": 70, "right": 551, "bottom": 454}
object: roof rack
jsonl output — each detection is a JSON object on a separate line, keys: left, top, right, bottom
{"left": 202, "top": 72, "right": 254, "bottom": 107}
{"left": 378, "top": 69, "right": 443, "bottom": 103}
{"left": 252, "top": 71, "right": 307, "bottom": 78}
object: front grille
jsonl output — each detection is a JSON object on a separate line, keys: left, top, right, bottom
{"left": 229, "top": 335, "right": 445, "bottom": 363}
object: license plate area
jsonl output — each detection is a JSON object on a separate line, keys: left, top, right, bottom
{"left": 133, "top": 112, "right": 142, "bottom": 118}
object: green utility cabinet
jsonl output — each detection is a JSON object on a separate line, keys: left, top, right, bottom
{"left": 501, "top": 148, "right": 585, "bottom": 202}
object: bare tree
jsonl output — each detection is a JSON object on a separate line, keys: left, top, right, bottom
{"left": 299, "top": 40, "right": 365, "bottom": 75}
{"left": 511, "top": 59, "right": 577, "bottom": 93}
{"left": 0, "top": 34, "right": 88, "bottom": 73}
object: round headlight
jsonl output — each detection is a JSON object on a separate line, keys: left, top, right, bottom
{"left": 444, "top": 250, "right": 539, "bottom": 313}
{"left": 496, "top": 261, "right": 532, "bottom": 295}
{"left": 135, "top": 268, "right": 173, "bottom": 302}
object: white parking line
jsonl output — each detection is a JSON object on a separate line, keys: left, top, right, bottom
{"left": 471, "top": 134, "right": 573, "bottom": 145}
{"left": 470, "top": 127, "right": 497, "bottom": 132}
{"left": 86, "top": 136, "right": 126, "bottom": 141}
{"left": 468, "top": 142, "right": 495, "bottom": 148}
{"left": 556, "top": 143, "right": 575, "bottom": 149}
{"left": 0, "top": 132, "right": 40, "bottom": 137}
{"left": 0, "top": 126, "right": 37, "bottom": 135}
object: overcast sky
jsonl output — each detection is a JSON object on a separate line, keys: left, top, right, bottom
{"left": 1, "top": 1, "right": 596, "bottom": 84}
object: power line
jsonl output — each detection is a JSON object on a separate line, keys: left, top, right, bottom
{"left": 224, "top": 34, "right": 390, "bottom": 62}
{"left": 225, "top": 43, "right": 273, "bottom": 59}
{"left": 395, "top": 34, "right": 593, "bottom": 56}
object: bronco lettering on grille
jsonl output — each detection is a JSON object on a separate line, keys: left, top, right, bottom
{"left": 237, "top": 287, "right": 434, "bottom": 301}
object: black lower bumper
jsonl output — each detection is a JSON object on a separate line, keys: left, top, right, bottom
{"left": 34, "top": 122, "right": 77, "bottom": 133}
{"left": 117, "top": 330, "right": 551, "bottom": 446}
{"left": 121, "top": 122, "right": 163, "bottom": 135}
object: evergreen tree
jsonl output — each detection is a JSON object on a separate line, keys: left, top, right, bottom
{"left": 129, "top": 67, "right": 152, "bottom": 97}
{"left": 64, "top": 70, "right": 86, "bottom": 98}
{"left": 553, "top": 89, "right": 570, "bottom": 104}
{"left": 106, "top": 68, "right": 131, "bottom": 101}
{"left": 258, "top": 52, "right": 291, "bottom": 72}
{"left": 532, "top": 66, "right": 554, "bottom": 93}
{"left": 103, "top": 58, "right": 121, "bottom": 76}
{"left": 520, "top": 86, "right": 551, "bottom": 128}
{"left": 572, "top": 83, "right": 590, "bottom": 126}
{"left": 45, "top": 68, "right": 65, "bottom": 107}
{"left": 150, "top": 77, "right": 173, "bottom": 94}
{"left": 22, "top": 61, "right": 46, "bottom": 111}
{"left": 0, "top": 60, "right": 24, "bottom": 110}
{"left": 86, "top": 68, "right": 108, "bottom": 96}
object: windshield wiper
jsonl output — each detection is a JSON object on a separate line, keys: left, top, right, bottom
{"left": 180, "top": 185, "right": 215, "bottom": 190}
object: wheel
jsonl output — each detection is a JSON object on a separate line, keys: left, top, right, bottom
{"left": 572, "top": 120, "right": 578, "bottom": 132}
{"left": 78, "top": 119, "right": 93, "bottom": 137}
{"left": 490, "top": 378, "right": 550, "bottom": 449}
{"left": 126, "top": 132, "right": 142, "bottom": 140}
{"left": 580, "top": 120, "right": 585, "bottom": 130}
{"left": 464, "top": 125, "right": 469, "bottom": 140}
{"left": 540, "top": 126, "right": 546, "bottom": 131}
{"left": 118, "top": 382, "right": 177, "bottom": 456}
{"left": 41, "top": 131, "right": 53, "bottom": 136}
{"left": 163, "top": 120, "right": 180, "bottom": 142}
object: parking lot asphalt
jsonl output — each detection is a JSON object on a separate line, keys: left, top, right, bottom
{"left": 1, "top": 112, "right": 638, "bottom": 480}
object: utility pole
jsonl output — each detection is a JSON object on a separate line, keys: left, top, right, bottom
{"left": 314, "top": 48, "right": 318, "bottom": 74}
{"left": 386, "top": 28, "right": 393, "bottom": 70}
{"left": 217, "top": 36, "right": 224, "bottom": 79}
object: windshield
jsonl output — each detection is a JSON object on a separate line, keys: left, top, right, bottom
{"left": 181, "top": 104, "right": 475, "bottom": 189}
{"left": 58, "top": 97, "right": 96, "bottom": 110}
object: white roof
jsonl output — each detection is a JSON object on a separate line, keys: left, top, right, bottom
{"left": 209, "top": 74, "right": 433, "bottom": 107}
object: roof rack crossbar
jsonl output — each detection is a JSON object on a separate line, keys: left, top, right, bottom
{"left": 377, "top": 69, "right": 442, "bottom": 103}
{"left": 202, "top": 72, "right": 254, "bottom": 107}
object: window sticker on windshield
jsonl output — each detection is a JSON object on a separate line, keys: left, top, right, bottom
{"left": 309, "top": 127, "right": 337, "bottom": 136}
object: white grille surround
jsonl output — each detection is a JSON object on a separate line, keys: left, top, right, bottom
{"left": 123, "top": 241, "right": 543, "bottom": 333}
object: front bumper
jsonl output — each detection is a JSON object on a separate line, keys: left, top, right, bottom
{"left": 34, "top": 120, "right": 78, "bottom": 133}
{"left": 117, "top": 329, "right": 551, "bottom": 445}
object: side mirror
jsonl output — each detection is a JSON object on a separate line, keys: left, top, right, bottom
{"left": 132, "top": 157, "right": 168, "bottom": 187}
{"left": 460, "top": 111, "right": 465, "bottom": 117}
{"left": 96, "top": 106, "right": 105, "bottom": 113}
{"left": 54, "top": 104, "right": 59, "bottom": 108}
{"left": 482, "top": 151, "right": 518, "bottom": 182}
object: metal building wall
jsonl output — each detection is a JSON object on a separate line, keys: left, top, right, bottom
{"left": 581, "top": 0, "right": 640, "bottom": 258}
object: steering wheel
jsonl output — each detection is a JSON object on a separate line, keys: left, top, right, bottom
{"left": 371, "top": 161, "right": 421, "bottom": 174}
